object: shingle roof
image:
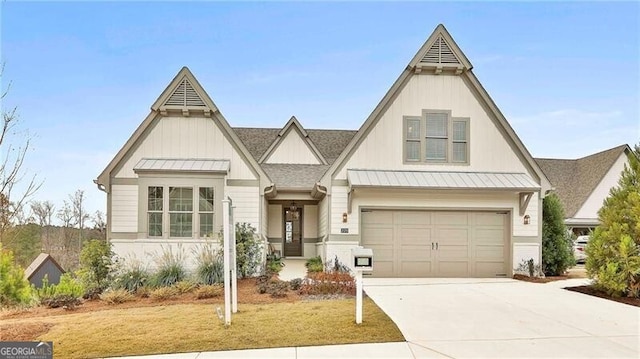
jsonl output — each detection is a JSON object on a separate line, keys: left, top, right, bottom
{"left": 232, "top": 127, "right": 356, "bottom": 165}
{"left": 262, "top": 164, "right": 330, "bottom": 188}
{"left": 535, "top": 144, "right": 628, "bottom": 218}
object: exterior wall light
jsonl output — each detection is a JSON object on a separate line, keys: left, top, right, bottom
{"left": 342, "top": 212, "right": 348, "bottom": 223}
{"left": 524, "top": 214, "right": 531, "bottom": 225}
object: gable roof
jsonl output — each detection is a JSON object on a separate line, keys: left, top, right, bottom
{"left": 233, "top": 127, "right": 356, "bottom": 165}
{"left": 535, "top": 144, "right": 630, "bottom": 218}
{"left": 24, "top": 253, "right": 65, "bottom": 280}
{"left": 258, "top": 116, "right": 328, "bottom": 165}
{"left": 96, "top": 67, "right": 268, "bottom": 189}
{"left": 262, "top": 164, "right": 330, "bottom": 189}
{"left": 321, "top": 24, "right": 552, "bottom": 193}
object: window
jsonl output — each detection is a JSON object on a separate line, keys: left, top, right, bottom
{"left": 199, "top": 187, "right": 214, "bottom": 238}
{"left": 404, "top": 110, "right": 469, "bottom": 164}
{"left": 148, "top": 187, "right": 163, "bottom": 237}
{"left": 169, "top": 187, "right": 193, "bottom": 237}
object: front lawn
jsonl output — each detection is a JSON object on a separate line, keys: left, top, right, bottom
{"left": 1, "top": 295, "right": 403, "bottom": 358}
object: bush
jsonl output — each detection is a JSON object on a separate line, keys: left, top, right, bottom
{"left": 326, "top": 255, "right": 351, "bottom": 273}
{"left": 100, "top": 288, "right": 135, "bottom": 305}
{"left": 586, "top": 144, "right": 640, "bottom": 298}
{"left": 265, "top": 254, "right": 284, "bottom": 277}
{"left": 0, "top": 246, "right": 33, "bottom": 307}
{"left": 236, "top": 223, "right": 262, "bottom": 278}
{"left": 37, "top": 274, "right": 84, "bottom": 309}
{"left": 149, "top": 286, "right": 180, "bottom": 301}
{"left": 114, "top": 258, "right": 149, "bottom": 293}
{"left": 193, "top": 242, "right": 224, "bottom": 285}
{"left": 151, "top": 245, "right": 187, "bottom": 287}
{"left": 174, "top": 280, "right": 198, "bottom": 294}
{"left": 195, "top": 284, "right": 223, "bottom": 299}
{"left": 542, "top": 194, "right": 575, "bottom": 275}
{"left": 299, "top": 271, "right": 355, "bottom": 296}
{"left": 305, "top": 256, "right": 323, "bottom": 273}
{"left": 78, "top": 239, "right": 113, "bottom": 293}
{"left": 136, "top": 286, "right": 151, "bottom": 298}
{"left": 256, "top": 277, "right": 289, "bottom": 298}
{"left": 289, "top": 278, "right": 303, "bottom": 291}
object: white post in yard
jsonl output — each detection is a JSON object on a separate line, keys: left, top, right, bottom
{"left": 231, "top": 204, "right": 238, "bottom": 314}
{"left": 222, "top": 198, "right": 232, "bottom": 326}
{"left": 355, "top": 270, "right": 363, "bottom": 324}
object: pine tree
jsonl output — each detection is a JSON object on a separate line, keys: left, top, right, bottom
{"left": 542, "top": 193, "right": 574, "bottom": 275}
{"left": 586, "top": 145, "right": 640, "bottom": 297}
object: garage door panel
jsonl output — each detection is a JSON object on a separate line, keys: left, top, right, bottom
{"left": 362, "top": 210, "right": 507, "bottom": 278}
{"left": 401, "top": 261, "right": 433, "bottom": 277}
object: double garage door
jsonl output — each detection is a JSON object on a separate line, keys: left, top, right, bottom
{"left": 361, "top": 210, "right": 508, "bottom": 278}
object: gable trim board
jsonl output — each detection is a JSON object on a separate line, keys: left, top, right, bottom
{"left": 95, "top": 67, "right": 270, "bottom": 192}
{"left": 321, "top": 24, "right": 551, "bottom": 195}
{"left": 259, "top": 116, "right": 328, "bottom": 165}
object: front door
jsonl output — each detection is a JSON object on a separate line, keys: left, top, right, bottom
{"left": 283, "top": 207, "right": 303, "bottom": 257}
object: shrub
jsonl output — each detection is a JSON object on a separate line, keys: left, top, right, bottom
{"left": 256, "top": 277, "right": 289, "bottom": 298}
{"left": 37, "top": 274, "right": 84, "bottom": 309}
{"left": 289, "top": 278, "right": 303, "bottom": 291}
{"left": 151, "top": 245, "right": 187, "bottom": 287}
{"left": 195, "top": 284, "right": 223, "bottom": 299}
{"left": 114, "top": 258, "right": 149, "bottom": 293}
{"left": 193, "top": 242, "right": 224, "bottom": 285}
{"left": 587, "top": 144, "right": 640, "bottom": 298}
{"left": 236, "top": 223, "right": 262, "bottom": 278}
{"left": 299, "top": 272, "right": 355, "bottom": 296}
{"left": 542, "top": 194, "right": 575, "bottom": 276}
{"left": 78, "top": 239, "right": 113, "bottom": 294}
{"left": 149, "top": 286, "right": 180, "bottom": 301}
{"left": 136, "top": 286, "right": 151, "bottom": 298}
{"left": 99, "top": 288, "right": 135, "bottom": 305}
{"left": 265, "top": 254, "right": 284, "bottom": 277}
{"left": 326, "top": 255, "right": 351, "bottom": 273}
{"left": 174, "top": 280, "right": 198, "bottom": 294}
{"left": 0, "top": 246, "right": 33, "bottom": 307}
{"left": 514, "top": 258, "right": 543, "bottom": 277}
{"left": 305, "top": 256, "right": 323, "bottom": 273}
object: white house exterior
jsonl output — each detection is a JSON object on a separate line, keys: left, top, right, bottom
{"left": 96, "top": 24, "right": 552, "bottom": 277}
{"left": 536, "top": 144, "right": 632, "bottom": 235}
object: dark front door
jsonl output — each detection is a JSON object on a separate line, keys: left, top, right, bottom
{"left": 283, "top": 207, "right": 302, "bottom": 257}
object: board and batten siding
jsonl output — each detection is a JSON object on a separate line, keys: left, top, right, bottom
{"left": 268, "top": 204, "right": 283, "bottom": 238}
{"left": 225, "top": 186, "right": 260, "bottom": 230}
{"left": 573, "top": 153, "right": 628, "bottom": 220}
{"left": 335, "top": 74, "right": 532, "bottom": 179}
{"left": 330, "top": 186, "right": 539, "bottom": 237}
{"left": 111, "top": 185, "right": 138, "bottom": 233}
{"left": 264, "top": 130, "right": 320, "bottom": 164}
{"left": 304, "top": 205, "right": 318, "bottom": 239}
{"left": 113, "top": 116, "right": 256, "bottom": 180}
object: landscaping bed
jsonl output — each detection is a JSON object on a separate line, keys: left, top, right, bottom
{"left": 564, "top": 285, "right": 640, "bottom": 307}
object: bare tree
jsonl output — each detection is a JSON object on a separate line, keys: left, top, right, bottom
{"left": 31, "top": 200, "right": 55, "bottom": 251}
{"left": 92, "top": 210, "right": 106, "bottom": 235}
{"left": 69, "top": 189, "right": 89, "bottom": 242}
{"left": 0, "top": 66, "right": 41, "bottom": 242}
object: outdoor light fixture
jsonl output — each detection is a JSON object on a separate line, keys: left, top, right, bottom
{"left": 524, "top": 215, "right": 531, "bottom": 225}
{"left": 342, "top": 212, "right": 348, "bottom": 223}
{"left": 290, "top": 201, "right": 299, "bottom": 220}
{"left": 289, "top": 201, "right": 297, "bottom": 212}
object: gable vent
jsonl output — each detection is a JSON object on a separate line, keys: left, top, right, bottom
{"left": 421, "top": 36, "right": 461, "bottom": 65}
{"left": 165, "top": 79, "right": 206, "bottom": 107}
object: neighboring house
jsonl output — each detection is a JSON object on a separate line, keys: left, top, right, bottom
{"left": 535, "top": 144, "right": 632, "bottom": 236}
{"left": 24, "top": 253, "right": 65, "bottom": 288}
{"left": 96, "top": 24, "right": 551, "bottom": 278}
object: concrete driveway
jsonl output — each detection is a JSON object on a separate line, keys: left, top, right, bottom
{"left": 364, "top": 278, "right": 639, "bottom": 358}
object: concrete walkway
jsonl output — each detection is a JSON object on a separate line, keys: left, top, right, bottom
{"left": 120, "top": 278, "right": 639, "bottom": 358}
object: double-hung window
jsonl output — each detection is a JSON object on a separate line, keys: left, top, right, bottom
{"left": 169, "top": 187, "right": 193, "bottom": 237}
{"left": 199, "top": 187, "right": 215, "bottom": 238}
{"left": 148, "top": 186, "right": 163, "bottom": 237}
{"left": 146, "top": 185, "right": 217, "bottom": 238}
{"left": 404, "top": 110, "right": 469, "bottom": 164}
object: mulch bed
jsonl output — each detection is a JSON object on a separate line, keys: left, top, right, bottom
{"left": 512, "top": 274, "right": 571, "bottom": 283}
{"left": 564, "top": 285, "right": 640, "bottom": 307}
{"left": 1, "top": 278, "right": 302, "bottom": 321}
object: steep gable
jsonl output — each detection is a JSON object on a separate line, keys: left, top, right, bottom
{"left": 322, "top": 24, "right": 551, "bottom": 193}
{"left": 96, "top": 67, "right": 268, "bottom": 189}
{"left": 260, "top": 117, "right": 327, "bottom": 165}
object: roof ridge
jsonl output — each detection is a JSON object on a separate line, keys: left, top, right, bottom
{"left": 577, "top": 144, "right": 628, "bottom": 162}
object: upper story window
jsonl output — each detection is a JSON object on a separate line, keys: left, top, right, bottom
{"left": 404, "top": 110, "right": 469, "bottom": 164}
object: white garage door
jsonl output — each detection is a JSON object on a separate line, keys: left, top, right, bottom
{"left": 361, "top": 210, "right": 508, "bottom": 278}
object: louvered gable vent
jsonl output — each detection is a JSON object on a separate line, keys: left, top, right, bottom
{"left": 421, "top": 35, "right": 461, "bottom": 65}
{"left": 164, "top": 79, "right": 206, "bottom": 107}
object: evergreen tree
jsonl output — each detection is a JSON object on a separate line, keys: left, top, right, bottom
{"left": 586, "top": 145, "right": 640, "bottom": 297}
{"left": 542, "top": 193, "right": 575, "bottom": 275}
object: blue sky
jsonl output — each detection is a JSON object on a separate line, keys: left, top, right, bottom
{"left": 1, "top": 1, "right": 639, "bottom": 222}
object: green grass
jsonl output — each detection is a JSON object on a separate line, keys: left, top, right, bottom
{"left": 16, "top": 298, "right": 403, "bottom": 358}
